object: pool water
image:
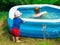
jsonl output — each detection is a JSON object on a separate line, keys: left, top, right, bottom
{"left": 17, "top": 6, "right": 60, "bottom": 19}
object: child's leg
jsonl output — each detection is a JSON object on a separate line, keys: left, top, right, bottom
{"left": 15, "top": 37, "right": 21, "bottom": 42}
{"left": 11, "top": 28, "right": 20, "bottom": 42}
{"left": 12, "top": 36, "right": 15, "bottom": 42}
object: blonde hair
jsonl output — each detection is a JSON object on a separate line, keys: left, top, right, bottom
{"left": 34, "top": 7, "right": 40, "bottom": 13}
{"left": 14, "top": 10, "right": 22, "bottom": 17}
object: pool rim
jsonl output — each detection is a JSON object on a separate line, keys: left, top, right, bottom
{"left": 8, "top": 4, "right": 60, "bottom": 22}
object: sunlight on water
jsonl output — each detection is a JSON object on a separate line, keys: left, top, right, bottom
{"left": 42, "top": 12, "right": 60, "bottom": 19}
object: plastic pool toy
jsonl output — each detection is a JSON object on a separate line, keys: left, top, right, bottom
{"left": 8, "top": 4, "right": 60, "bottom": 38}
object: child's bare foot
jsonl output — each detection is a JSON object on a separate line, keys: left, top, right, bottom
{"left": 16, "top": 40, "right": 21, "bottom": 42}
{"left": 12, "top": 40, "right": 15, "bottom": 42}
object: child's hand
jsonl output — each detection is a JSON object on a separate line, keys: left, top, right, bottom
{"left": 23, "top": 21, "right": 26, "bottom": 23}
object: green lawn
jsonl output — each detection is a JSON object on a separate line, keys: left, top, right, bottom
{"left": 0, "top": 11, "right": 60, "bottom": 45}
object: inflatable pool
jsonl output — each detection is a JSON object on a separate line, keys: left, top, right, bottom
{"left": 8, "top": 4, "right": 60, "bottom": 38}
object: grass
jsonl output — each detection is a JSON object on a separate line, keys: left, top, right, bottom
{"left": 0, "top": 11, "right": 60, "bottom": 45}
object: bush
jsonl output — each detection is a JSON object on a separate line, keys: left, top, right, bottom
{"left": 0, "top": 0, "right": 60, "bottom": 11}
{"left": 53, "top": 0, "right": 60, "bottom": 6}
